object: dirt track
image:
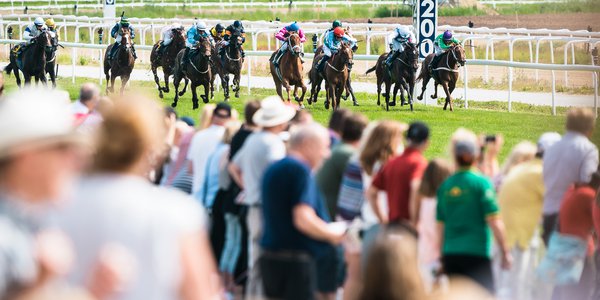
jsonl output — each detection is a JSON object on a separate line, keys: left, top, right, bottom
{"left": 346, "top": 13, "right": 600, "bottom": 31}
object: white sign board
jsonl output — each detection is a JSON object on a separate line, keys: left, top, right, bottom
{"left": 415, "top": 0, "right": 437, "bottom": 60}
{"left": 104, "top": 0, "right": 116, "bottom": 21}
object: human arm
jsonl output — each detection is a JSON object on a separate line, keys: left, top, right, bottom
{"left": 367, "top": 185, "right": 387, "bottom": 224}
{"left": 293, "top": 203, "right": 344, "bottom": 245}
{"left": 186, "top": 29, "right": 196, "bottom": 45}
{"left": 110, "top": 24, "right": 119, "bottom": 38}
{"left": 228, "top": 161, "right": 244, "bottom": 189}
{"left": 130, "top": 27, "right": 135, "bottom": 39}
{"left": 580, "top": 147, "right": 599, "bottom": 183}
{"left": 298, "top": 29, "right": 306, "bottom": 43}
{"left": 178, "top": 230, "right": 222, "bottom": 300}
{"left": 488, "top": 216, "right": 512, "bottom": 270}
{"left": 275, "top": 28, "right": 287, "bottom": 41}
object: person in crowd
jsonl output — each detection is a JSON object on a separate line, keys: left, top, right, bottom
{"left": 188, "top": 102, "right": 232, "bottom": 196}
{"left": 228, "top": 96, "right": 296, "bottom": 298}
{"left": 478, "top": 134, "right": 503, "bottom": 179}
{"left": 108, "top": 15, "right": 137, "bottom": 60}
{"left": 316, "top": 26, "right": 357, "bottom": 73}
{"left": 157, "top": 22, "right": 183, "bottom": 56}
{"left": 543, "top": 107, "right": 598, "bottom": 245}
{"left": 494, "top": 140, "right": 536, "bottom": 189}
{"left": 259, "top": 123, "right": 345, "bottom": 300}
{"left": 272, "top": 22, "right": 306, "bottom": 67}
{"left": 160, "top": 119, "right": 195, "bottom": 188}
{"left": 314, "top": 112, "right": 367, "bottom": 300}
{"left": 414, "top": 158, "right": 453, "bottom": 291}
{"left": 291, "top": 109, "right": 314, "bottom": 125}
{"left": 429, "top": 30, "right": 461, "bottom": 73}
{"left": 497, "top": 133, "right": 560, "bottom": 300}
{"left": 357, "top": 227, "right": 426, "bottom": 300}
{"left": 57, "top": 95, "right": 221, "bottom": 300}
{"left": 0, "top": 89, "right": 87, "bottom": 298}
{"left": 551, "top": 164, "right": 600, "bottom": 300}
{"left": 76, "top": 96, "right": 113, "bottom": 135}
{"left": 385, "top": 25, "right": 416, "bottom": 70}
{"left": 327, "top": 108, "right": 351, "bottom": 147}
{"left": 71, "top": 83, "right": 101, "bottom": 122}
{"left": 437, "top": 130, "right": 512, "bottom": 293}
{"left": 368, "top": 121, "right": 430, "bottom": 226}
{"left": 198, "top": 103, "right": 216, "bottom": 130}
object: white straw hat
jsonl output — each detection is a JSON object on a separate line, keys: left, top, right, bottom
{"left": 252, "top": 96, "right": 296, "bottom": 128}
{"left": 0, "top": 88, "right": 82, "bottom": 158}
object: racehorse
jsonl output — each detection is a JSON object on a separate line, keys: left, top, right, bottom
{"left": 44, "top": 31, "right": 60, "bottom": 88}
{"left": 150, "top": 26, "right": 186, "bottom": 99}
{"left": 269, "top": 32, "right": 307, "bottom": 107}
{"left": 215, "top": 31, "right": 244, "bottom": 101}
{"left": 309, "top": 42, "right": 353, "bottom": 110}
{"left": 365, "top": 42, "right": 419, "bottom": 111}
{"left": 416, "top": 44, "right": 466, "bottom": 111}
{"left": 172, "top": 35, "right": 212, "bottom": 110}
{"left": 5, "top": 30, "right": 53, "bottom": 87}
{"left": 104, "top": 26, "right": 135, "bottom": 95}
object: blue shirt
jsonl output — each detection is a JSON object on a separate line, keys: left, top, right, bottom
{"left": 260, "top": 157, "right": 331, "bottom": 257}
{"left": 186, "top": 27, "right": 212, "bottom": 45}
{"left": 323, "top": 31, "right": 356, "bottom": 52}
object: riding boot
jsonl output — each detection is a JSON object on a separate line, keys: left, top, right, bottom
{"left": 317, "top": 55, "right": 329, "bottom": 73}
{"left": 386, "top": 50, "right": 398, "bottom": 70}
{"left": 132, "top": 45, "right": 138, "bottom": 59}
{"left": 272, "top": 48, "right": 284, "bottom": 67}
{"left": 181, "top": 48, "right": 190, "bottom": 68}
{"left": 108, "top": 42, "right": 119, "bottom": 60}
{"left": 241, "top": 48, "right": 245, "bottom": 59}
{"left": 429, "top": 54, "right": 441, "bottom": 73}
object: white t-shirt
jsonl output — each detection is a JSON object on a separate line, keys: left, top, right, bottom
{"left": 187, "top": 125, "right": 226, "bottom": 194}
{"left": 232, "top": 131, "right": 286, "bottom": 205}
{"left": 70, "top": 100, "right": 89, "bottom": 115}
{"left": 55, "top": 174, "right": 205, "bottom": 300}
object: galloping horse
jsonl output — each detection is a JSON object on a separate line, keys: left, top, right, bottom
{"left": 269, "top": 32, "right": 307, "bottom": 107}
{"left": 150, "top": 26, "right": 186, "bottom": 99}
{"left": 309, "top": 42, "right": 353, "bottom": 110}
{"left": 215, "top": 31, "right": 244, "bottom": 101}
{"left": 44, "top": 31, "right": 60, "bottom": 88}
{"left": 366, "top": 42, "right": 419, "bottom": 111}
{"left": 104, "top": 26, "right": 136, "bottom": 95}
{"left": 417, "top": 44, "right": 466, "bottom": 111}
{"left": 5, "top": 30, "right": 53, "bottom": 87}
{"left": 172, "top": 35, "right": 212, "bottom": 109}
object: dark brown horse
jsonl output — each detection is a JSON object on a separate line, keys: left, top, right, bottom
{"left": 269, "top": 32, "right": 307, "bottom": 107}
{"left": 150, "top": 26, "right": 186, "bottom": 99}
{"left": 416, "top": 44, "right": 466, "bottom": 111}
{"left": 208, "top": 34, "right": 224, "bottom": 100}
{"left": 365, "top": 43, "right": 419, "bottom": 111}
{"left": 44, "top": 31, "right": 60, "bottom": 88}
{"left": 172, "top": 35, "right": 212, "bottom": 110}
{"left": 215, "top": 31, "right": 244, "bottom": 101}
{"left": 104, "top": 27, "right": 135, "bottom": 95}
{"left": 312, "top": 42, "right": 358, "bottom": 105}
{"left": 5, "top": 30, "right": 53, "bottom": 87}
{"left": 309, "top": 42, "right": 353, "bottom": 110}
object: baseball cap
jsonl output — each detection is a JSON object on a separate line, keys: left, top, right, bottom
{"left": 406, "top": 121, "right": 429, "bottom": 144}
{"left": 454, "top": 139, "right": 480, "bottom": 157}
{"left": 537, "top": 132, "right": 561, "bottom": 153}
{"left": 213, "top": 102, "right": 232, "bottom": 118}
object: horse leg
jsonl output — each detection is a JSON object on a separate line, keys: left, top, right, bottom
{"left": 447, "top": 82, "right": 456, "bottom": 112}
{"left": 347, "top": 77, "right": 358, "bottom": 106}
{"left": 417, "top": 74, "right": 429, "bottom": 101}
{"left": 201, "top": 81, "right": 210, "bottom": 104}
{"left": 431, "top": 82, "right": 438, "bottom": 99}
{"left": 222, "top": 74, "right": 230, "bottom": 101}
{"left": 152, "top": 65, "right": 164, "bottom": 98}
{"left": 274, "top": 81, "right": 285, "bottom": 102}
{"left": 120, "top": 75, "right": 130, "bottom": 95}
{"left": 210, "top": 72, "right": 215, "bottom": 100}
{"left": 335, "top": 83, "right": 343, "bottom": 110}
{"left": 325, "top": 83, "right": 333, "bottom": 110}
{"left": 234, "top": 73, "right": 241, "bottom": 98}
{"left": 163, "top": 71, "right": 171, "bottom": 93}
{"left": 39, "top": 74, "right": 47, "bottom": 87}
{"left": 179, "top": 77, "right": 189, "bottom": 97}
{"left": 298, "top": 83, "right": 307, "bottom": 109}
{"left": 13, "top": 68, "right": 22, "bottom": 88}
{"left": 109, "top": 73, "right": 117, "bottom": 94}
{"left": 314, "top": 77, "right": 323, "bottom": 104}
{"left": 172, "top": 72, "right": 182, "bottom": 108}
{"left": 399, "top": 85, "right": 406, "bottom": 106}
{"left": 191, "top": 81, "right": 200, "bottom": 110}
{"left": 384, "top": 80, "right": 392, "bottom": 110}
{"left": 49, "top": 67, "right": 57, "bottom": 89}
{"left": 391, "top": 84, "right": 398, "bottom": 107}
{"left": 24, "top": 74, "right": 31, "bottom": 86}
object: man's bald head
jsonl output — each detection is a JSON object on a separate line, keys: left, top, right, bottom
{"left": 79, "top": 83, "right": 100, "bottom": 104}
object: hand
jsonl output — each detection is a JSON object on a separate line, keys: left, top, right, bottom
{"left": 501, "top": 250, "right": 513, "bottom": 270}
{"left": 87, "top": 243, "right": 136, "bottom": 299}
{"left": 36, "top": 229, "right": 74, "bottom": 281}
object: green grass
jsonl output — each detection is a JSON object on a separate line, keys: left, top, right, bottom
{"left": 3, "top": 76, "right": 597, "bottom": 162}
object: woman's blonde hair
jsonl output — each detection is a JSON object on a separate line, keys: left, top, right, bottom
{"left": 198, "top": 104, "right": 215, "bottom": 130}
{"left": 358, "top": 228, "right": 426, "bottom": 300}
{"left": 500, "top": 141, "right": 537, "bottom": 176}
{"left": 419, "top": 159, "right": 453, "bottom": 198}
{"left": 92, "top": 96, "right": 165, "bottom": 173}
{"left": 359, "top": 120, "right": 406, "bottom": 175}
{"left": 223, "top": 121, "right": 241, "bottom": 145}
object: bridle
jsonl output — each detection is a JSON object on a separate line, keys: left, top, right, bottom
{"left": 287, "top": 32, "right": 302, "bottom": 56}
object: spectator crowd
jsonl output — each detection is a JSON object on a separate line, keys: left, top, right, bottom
{"left": 0, "top": 83, "right": 598, "bottom": 300}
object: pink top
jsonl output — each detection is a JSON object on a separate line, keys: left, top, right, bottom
{"left": 275, "top": 27, "right": 306, "bottom": 43}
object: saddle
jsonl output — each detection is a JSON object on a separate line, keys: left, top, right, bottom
{"left": 12, "top": 43, "right": 28, "bottom": 70}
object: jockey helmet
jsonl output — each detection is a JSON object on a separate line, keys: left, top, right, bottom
{"left": 332, "top": 20, "right": 342, "bottom": 28}
{"left": 215, "top": 23, "right": 224, "bottom": 32}
{"left": 173, "top": 22, "right": 182, "bottom": 29}
{"left": 333, "top": 27, "right": 344, "bottom": 38}
{"left": 34, "top": 17, "right": 45, "bottom": 27}
{"left": 233, "top": 20, "right": 242, "bottom": 28}
{"left": 286, "top": 22, "right": 299, "bottom": 32}
{"left": 45, "top": 18, "right": 55, "bottom": 28}
{"left": 196, "top": 21, "right": 207, "bottom": 30}
{"left": 120, "top": 17, "right": 130, "bottom": 27}
{"left": 443, "top": 30, "right": 453, "bottom": 41}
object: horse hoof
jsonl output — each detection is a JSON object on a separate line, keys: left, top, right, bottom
{"left": 299, "top": 103, "right": 305, "bottom": 109}
{"left": 224, "top": 97, "right": 229, "bottom": 102}
{"left": 171, "top": 102, "right": 178, "bottom": 108}
{"left": 324, "top": 101, "right": 330, "bottom": 110}
{"left": 417, "top": 96, "right": 422, "bottom": 101}
{"left": 159, "top": 93, "right": 164, "bottom": 99}
{"left": 389, "top": 101, "right": 396, "bottom": 107}
{"left": 193, "top": 102, "right": 199, "bottom": 110}
{"left": 178, "top": 91, "right": 186, "bottom": 97}
{"left": 235, "top": 93, "right": 240, "bottom": 98}
{"left": 353, "top": 102, "right": 359, "bottom": 107}
{"left": 431, "top": 95, "right": 437, "bottom": 99}
{"left": 341, "top": 95, "right": 348, "bottom": 101}
{"left": 201, "top": 96, "right": 208, "bottom": 104}
{"left": 163, "top": 87, "right": 170, "bottom": 93}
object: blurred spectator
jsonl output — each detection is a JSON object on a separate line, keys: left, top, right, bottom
{"left": 415, "top": 159, "right": 452, "bottom": 290}
{"left": 314, "top": 112, "right": 367, "bottom": 300}
{"left": 259, "top": 123, "right": 344, "bottom": 300}
{"left": 551, "top": 164, "right": 600, "bottom": 300}
{"left": 180, "top": 116, "right": 195, "bottom": 127}
{"left": 357, "top": 227, "right": 426, "bottom": 300}
{"left": 368, "top": 121, "right": 429, "bottom": 226}
{"left": 494, "top": 141, "right": 536, "bottom": 189}
{"left": 497, "top": 132, "right": 560, "bottom": 300}
{"left": 188, "top": 102, "right": 232, "bottom": 195}
{"left": 542, "top": 107, "right": 598, "bottom": 245}
{"left": 198, "top": 103, "right": 216, "bottom": 130}
{"left": 327, "top": 108, "right": 352, "bottom": 147}
{"left": 437, "top": 130, "right": 511, "bottom": 293}
{"left": 0, "top": 89, "right": 86, "bottom": 298}
{"left": 228, "top": 96, "right": 296, "bottom": 298}
{"left": 291, "top": 108, "right": 314, "bottom": 125}
{"left": 57, "top": 95, "right": 221, "bottom": 300}
{"left": 159, "top": 120, "right": 195, "bottom": 188}
{"left": 71, "top": 83, "right": 100, "bottom": 124}
{"left": 478, "top": 134, "right": 503, "bottom": 179}
{"left": 77, "top": 96, "right": 113, "bottom": 135}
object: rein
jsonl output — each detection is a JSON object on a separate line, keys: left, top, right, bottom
{"left": 432, "top": 47, "right": 461, "bottom": 73}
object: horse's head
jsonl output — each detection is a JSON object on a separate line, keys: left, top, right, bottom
{"left": 172, "top": 26, "right": 186, "bottom": 43}
{"left": 35, "top": 30, "right": 52, "bottom": 50}
{"left": 120, "top": 27, "right": 132, "bottom": 48}
{"left": 287, "top": 32, "right": 302, "bottom": 56}
{"left": 231, "top": 31, "right": 243, "bottom": 47}
{"left": 339, "top": 42, "right": 353, "bottom": 66}
{"left": 407, "top": 43, "right": 419, "bottom": 71}
{"left": 451, "top": 44, "right": 466, "bottom": 66}
{"left": 198, "top": 35, "right": 212, "bottom": 57}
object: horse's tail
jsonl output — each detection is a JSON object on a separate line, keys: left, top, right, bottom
{"left": 4, "top": 63, "right": 13, "bottom": 76}
{"left": 416, "top": 65, "right": 425, "bottom": 82}
{"left": 365, "top": 65, "right": 377, "bottom": 75}
{"left": 308, "top": 70, "right": 312, "bottom": 85}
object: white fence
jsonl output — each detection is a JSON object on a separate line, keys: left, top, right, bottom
{"left": 0, "top": 39, "right": 597, "bottom": 116}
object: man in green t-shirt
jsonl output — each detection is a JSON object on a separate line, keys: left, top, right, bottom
{"left": 437, "top": 133, "right": 512, "bottom": 293}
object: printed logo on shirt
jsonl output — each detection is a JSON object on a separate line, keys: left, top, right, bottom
{"left": 449, "top": 187, "right": 462, "bottom": 197}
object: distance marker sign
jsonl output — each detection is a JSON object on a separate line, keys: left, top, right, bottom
{"left": 416, "top": 0, "right": 437, "bottom": 59}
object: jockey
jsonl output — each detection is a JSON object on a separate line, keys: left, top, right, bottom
{"left": 325, "top": 19, "right": 343, "bottom": 36}
{"left": 386, "top": 26, "right": 415, "bottom": 70}
{"left": 158, "top": 22, "right": 183, "bottom": 55}
{"left": 23, "top": 17, "right": 47, "bottom": 44}
{"left": 316, "top": 26, "right": 356, "bottom": 73}
{"left": 429, "top": 30, "right": 461, "bottom": 73}
{"left": 220, "top": 20, "right": 246, "bottom": 60}
{"left": 210, "top": 23, "right": 225, "bottom": 42}
{"left": 45, "top": 18, "right": 57, "bottom": 33}
{"left": 181, "top": 21, "right": 212, "bottom": 68}
{"left": 108, "top": 16, "right": 137, "bottom": 60}
{"left": 272, "top": 22, "right": 306, "bottom": 67}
